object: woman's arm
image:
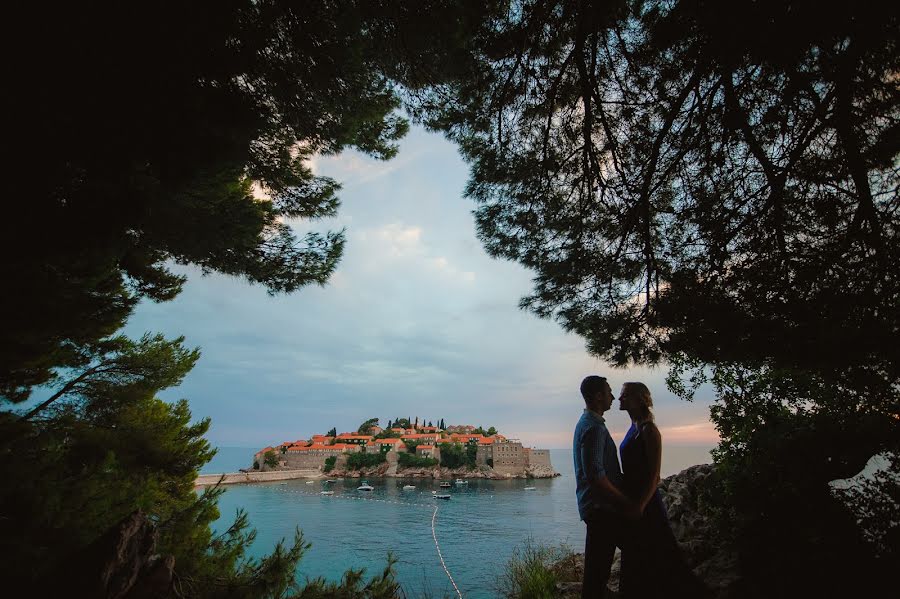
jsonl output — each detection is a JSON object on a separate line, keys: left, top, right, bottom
{"left": 638, "top": 422, "right": 663, "bottom": 512}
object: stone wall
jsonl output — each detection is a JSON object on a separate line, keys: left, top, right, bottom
{"left": 282, "top": 452, "right": 329, "bottom": 470}
{"left": 195, "top": 469, "right": 320, "bottom": 486}
{"left": 492, "top": 441, "right": 527, "bottom": 475}
{"left": 527, "top": 449, "right": 552, "bottom": 469}
{"left": 476, "top": 444, "right": 492, "bottom": 467}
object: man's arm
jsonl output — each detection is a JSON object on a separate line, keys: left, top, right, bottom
{"left": 581, "top": 426, "right": 637, "bottom": 514}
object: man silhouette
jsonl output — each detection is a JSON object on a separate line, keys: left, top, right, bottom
{"left": 573, "top": 375, "right": 636, "bottom": 597}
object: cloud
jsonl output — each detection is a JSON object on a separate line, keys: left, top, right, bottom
{"left": 307, "top": 151, "right": 409, "bottom": 186}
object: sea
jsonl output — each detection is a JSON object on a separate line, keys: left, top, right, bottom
{"left": 202, "top": 446, "right": 714, "bottom": 598}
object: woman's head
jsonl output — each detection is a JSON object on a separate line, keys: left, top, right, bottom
{"left": 619, "top": 382, "right": 654, "bottom": 422}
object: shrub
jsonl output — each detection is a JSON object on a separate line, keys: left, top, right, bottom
{"left": 398, "top": 453, "right": 438, "bottom": 468}
{"left": 496, "top": 539, "right": 576, "bottom": 599}
{"left": 439, "top": 442, "right": 476, "bottom": 469}
{"left": 346, "top": 452, "right": 386, "bottom": 470}
{"left": 263, "top": 450, "right": 279, "bottom": 469}
{"left": 323, "top": 456, "right": 337, "bottom": 473}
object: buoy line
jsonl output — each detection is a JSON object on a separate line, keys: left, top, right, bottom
{"left": 431, "top": 505, "right": 463, "bottom": 598}
{"left": 282, "top": 488, "right": 464, "bottom": 597}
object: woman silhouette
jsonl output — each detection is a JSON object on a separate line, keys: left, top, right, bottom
{"left": 617, "top": 382, "right": 711, "bottom": 599}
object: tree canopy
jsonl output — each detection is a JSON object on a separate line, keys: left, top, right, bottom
{"left": 416, "top": 0, "right": 898, "bottom": 378}
{"left": 2, "top": 0, "right": 496, "bottom": 402}
{"left": 413, "top": 0, "right": 899, "bottom": 594}
{"left": 357, "top": 417, "right": 381, "bottom": 434}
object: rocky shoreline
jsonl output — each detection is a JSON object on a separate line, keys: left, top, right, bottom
{"left": 196, "top": 464, "right": 560, "bottom": 486}
{"left": 326, "top": 463, "right": 560, "bottom": 480}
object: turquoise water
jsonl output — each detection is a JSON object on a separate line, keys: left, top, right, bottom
{"left": 209, "top": 447, "right": 713, "bottom": 598}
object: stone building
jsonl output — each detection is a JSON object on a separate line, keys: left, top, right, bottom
{"left": 416, "top": 444, "right": 440, "bottom": 460}
{"left": 334, "top": 433, "right": 374, "bottom": 446}
{"left": 524, "top": 448, "right": 552, "bottom": 469}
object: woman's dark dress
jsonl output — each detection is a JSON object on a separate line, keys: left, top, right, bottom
{"left": 619, "top": 423, "right": 709, "bottom": 599}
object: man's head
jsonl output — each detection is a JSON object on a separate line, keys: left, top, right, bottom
{"left": 580, "top": 375, "right": 613, "bottom": 413}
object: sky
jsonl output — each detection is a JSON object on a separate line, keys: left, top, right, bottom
{"left": 125, "top": 126, "right": 718, "bottom": 450}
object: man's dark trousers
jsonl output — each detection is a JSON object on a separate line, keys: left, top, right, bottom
{"left": 582, "top": 508, "right": 628, "bottom": 598}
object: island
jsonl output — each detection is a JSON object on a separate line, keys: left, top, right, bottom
{"left": 197, "top": 419, "right": 558, "bottom": 486}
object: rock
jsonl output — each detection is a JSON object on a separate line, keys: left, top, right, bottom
{"left": 525, "top": 465, "right": 561, "bottom": 478}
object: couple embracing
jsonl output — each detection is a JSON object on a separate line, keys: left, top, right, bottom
{"left": 573, "top": 376, "right": 710, "bottom": 599}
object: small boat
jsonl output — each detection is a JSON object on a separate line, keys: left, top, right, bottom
{"left": 439, "top": 481, "right": 451, "bottom": 488}
{"left": 402, "top": 484, "right": 416, "bottom": 490}
{"left": 454, "top": 479, "right": 468, "bottom": 485}
{"left": 357, "top": 481, "right": 374, "bottom": 491}
{"left": 524, "top": 486, "right": 536, "bottom": 490}
{"left": 325, "top": 480, "right": 336, "bottom": 484}
{"left": 432, "top": 491, "right": 451, "bottom": 500}
{"left": 320, "top": 490, "right": 334, "bottom": 495}
{"left": 305, "top": 480, "right": 314, "bottom": 484}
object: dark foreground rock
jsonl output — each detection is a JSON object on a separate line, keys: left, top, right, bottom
{"left": 555, "top": 464, "right": 740, "bottom": 598}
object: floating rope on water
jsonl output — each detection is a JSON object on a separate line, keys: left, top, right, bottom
{"left": 431, "top": 505, "right": 463, "bottom": 599}
{"left": 283, "top": 488, "right": 464, "bottom": 597}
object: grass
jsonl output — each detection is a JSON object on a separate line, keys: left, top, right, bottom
{"left": 495, "top": 538, "right": 579, "bottom": 599}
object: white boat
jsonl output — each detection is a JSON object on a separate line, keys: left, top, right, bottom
{"left": 402, "top": 484, "right": 416, "bottom": 490}
{"left": 325, "top": 480, "right": 336, "bottom": 484}
{"left": 432, "top": 490, "right": 451, "bottom": 500}
{"left": 524, "top": 486, "right": 536, "bottom": 490}
{"left": 357, "top": 481, "right": 374, "bottom": 491}
{"left": 439, "top": 481, "right": 451, "bottom": 488}
{"left": 305, "top": 480, "right": 314, "bottom": 484}
{"left": 320, "top": 490, "right": 334, "bottom": 495}
{"left": 454, "top": 479, "right": 468, "bottom": 485}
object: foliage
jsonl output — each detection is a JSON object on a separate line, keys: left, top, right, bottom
{"left": 392, "top": 418, "right": 411, "bottom": 429}
{"left": 2, "top": 0, "right": 498, "bottom": 402}
{"left": 439, "top": 443, "right": 476, "bottom": 470}
{"left": 473, "top": 425, "right": 498, "bottom": 436}
{"left": 346, "top": 453, "right": 386, "bottom": 470}
{"left": 670, "top": 362, "right": 898, "bottom": 596}
{"left": 398, "top": 453, "right": 439, "bottom": 469}
{"left": 323, "top": 456, "right": 337, "bottom": 473}
{"left": 357, "top": 418, "right": 380, "bottom": 435}
{"left": 291, "top": 554, "right": 401, "bottom": 599}
{"left": 326, "top": 428, "right": 337, "bottom": 438}
{"left": 0, "top": 389, "right": 312, "bottom": 597}
{"left": 416, "top": 1, "right": 899, "bottom": 595}
{"left": 374, "top": 429, "right": 403, "bottom": 440}
{"left": 417, "top": 0, "right": 899, "bottom": 373}
{"left": 495, "top": 538, "right": 576, "bottom": 599}
{"left": 403, "top": 440, "right": 420, "bottom": 453}
{"left": 15, "top": 333, "right": 199, "bottom": 422}
{"left": 263, "top": 450, "right": 280, "bottom": 469}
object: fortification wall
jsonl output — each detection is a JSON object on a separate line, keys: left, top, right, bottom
{"left": 492, "top": 442, "right": 526, "bottom": 475}
{"left": 195, "top": 469, "right": 320, "bottom": 486}
{"left": 282, "top": 453, "right": 328, "bottom": 470}
{"left": 527, "top": 449, "right": 552, "bottom": 469}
